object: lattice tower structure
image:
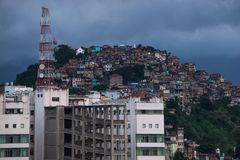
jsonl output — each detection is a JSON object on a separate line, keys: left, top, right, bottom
{"left": 36, "top": 7, "right": 56, "bottom": 87}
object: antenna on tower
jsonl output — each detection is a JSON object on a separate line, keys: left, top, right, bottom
{"left": 36, "top": 6, "right": 56, "bottom": 87}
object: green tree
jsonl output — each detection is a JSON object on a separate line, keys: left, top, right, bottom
{"left": 93, "top": 85, "right": 108, "bottom": 91}
{"left": 15, "top": 64, "right": 38, "bottom": 87}
{"left": 197, "top": 144, "right": 216, "bottom": 154}
{"left": 199, "top": 95, "right": 214, "bottom": 110}
{"left": 166, "top": 99, "right": 179, "bottom": 108}
{"left": 69, "top": 87, "right": 89, "bottom": 95}
{"left": 173, "top": 151, "right": 187, "bottom": 160}
{"left": 54, "top": 44, "right": 76, "bottom": 68}
{"left": 112, "top": 65, "right": 144, "bottom": 84}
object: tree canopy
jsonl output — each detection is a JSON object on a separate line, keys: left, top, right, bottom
{"left": 54, "top": 44, "right": 76, "bottom": 68}
{"left": 15, "top": 63, "right": 38, "bottom": 87}
{"left": 173, "top": 151, "right": 187, "bottom": 160}
{"left": 112, "top": 65, "right": 145, "bottom": 84}
{"left": 165, "top": 98, "right": 240, "bottom": 155}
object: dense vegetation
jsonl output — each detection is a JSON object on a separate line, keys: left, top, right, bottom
{"left": 54, "top": 44, "right": 76, "bottom": 68}
{"left": 173, "top": 151, "right": 187, "bottom": 160}
{"left": 15, "top": 64, "right": 38, "bottom": 87}
{"left": 15, "top": 44, "right": 75, "bottom": 87}
{"left": 112, "top": 65, "right": 145, "bottom": 84}
{"left": 165, "top": 97, "right": 240, "bottom": 155}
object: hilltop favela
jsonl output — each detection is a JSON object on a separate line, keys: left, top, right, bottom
{"left": 0, "top": 1, "right": 240, "bottom": 160}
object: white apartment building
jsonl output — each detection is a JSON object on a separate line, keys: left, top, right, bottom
{"left": 34, "top": 86, "right": 69, "bottom": 160}
{"left": 0, "top": 85, "right": 34, "bottom": 160}
{"left": 97, "top": 96, "right": 165, "bottom": 160}
{"left": 127, "top": 97, "right": 165, "bottom": 160}
{"left": 34, "top": 88, "right": 165, "bottom": 160}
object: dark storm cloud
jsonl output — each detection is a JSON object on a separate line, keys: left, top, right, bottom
{"left": 0, "top": 0, "right": 240, "bottom": 84}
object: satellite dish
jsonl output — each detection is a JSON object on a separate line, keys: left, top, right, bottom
{"left": 39, "top": 64, "right": 45, "bottom": 70}
{"left": 40, "top": 56, "right": 44, "bottom": 60}
{"left": 39, "top": 73, "right": 44, "bottom": 78}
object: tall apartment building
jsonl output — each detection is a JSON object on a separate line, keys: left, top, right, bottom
{"left": 127, "top": 98, "right": 165, "bottom": 160}
{"left": 44, "top": 103, "right": 127, "bottom": 160}
{"left": 34, "top": 87, "right": 69, "bottom": 160}
{"left": 42, "top": 96, "right": 165, "bottom": 160}
{"left": 0, "top": 85, "right": 34, "bottom": 160}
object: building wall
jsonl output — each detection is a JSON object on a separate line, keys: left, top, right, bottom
{"left": 4, "top": 86, "right": 33, "bottom": 95}
{"left": 44, "top": 106, "right": 64, "bottom": 160}
{"left": 0, "top": 115, "right": 30, "bottom": 135}
{"left": 127, "top": 98, "right": 165, "bottom": 160}
{"left": 0, "top": 86, "right": 34, "bottom": 160}
{"left": 127, "top": 98, "right": 137, "bottom": 160}
{"left": 34, "top": 87, "right": 68, "bottom": 160}
{"left": 137, "top": 156, "right": 165, "bottom": 160}
{"left": 44, "top": 104, "right": 128, "bottom": 160}
{"left": 42, "top": 97, "right": 164, "bottom": 160}
{"left": 0, "top": 87, "right": 4, "bottom": 115}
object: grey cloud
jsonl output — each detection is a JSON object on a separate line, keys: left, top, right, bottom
{"left": 0, "top": 0, "right": 240, "bottom": 84}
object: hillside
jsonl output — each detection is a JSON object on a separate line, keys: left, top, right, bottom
{"left": 165, "top": 97, "right": 240, "bottom": 154}
{"left": 15, "top": 44, "right": 240, "bottom": 154}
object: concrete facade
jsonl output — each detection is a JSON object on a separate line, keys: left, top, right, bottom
{"left": 34, "top": 87, "right": 69, "bottom": 160}
{"left": 0, "top": 85, "right": 34, "bottom": 160}
{"left": 127, "top": 98, "right": 165, "bottom": 160}
{"left": 44, "top": 104, "right": 128, "bottom": 160}
{"left": 43, "top": 97, "right": 165, "bottom": 160}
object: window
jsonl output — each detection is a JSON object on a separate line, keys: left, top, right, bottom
{"left": 5, "top": 109, "right": 23, "bottom": 114}
{"left": 128, "top": 124, "right": 130, "bottom": 129}
{"left": 128, "top": 135, "right": 131, "bottom": 143}
{"left": 0, "top": 135, "right": 29, "bottom": 144}
{"left": 64, "top": 133, "right": 72, "bottom": 143}
{"left": 30, "top": 149, "right": 34, "bottom": 156}
{"left": 0, "top": 136, "right": 5, "bottom": 144}
{"left": 13, "top": 124, "right": 16, "bottom": 128}
{"left": 142, "top": 124, "right": 146, "bottom": 128}
{"left": 21, "top": 124, "right": 24, "bottom": 128}
{"left": 0, "top": 148, "right": 29, "bottom": 157}
{"left": 5, "top": 124, "right": 9, "bottom": 128}
{"left": 136, "top": 110, "right": 163, "bottom": 115}
{"left": 30, "top": 135, "right": 34, "bottom": 143}
{"left": 137, "top": 134, "right": 164, "bottom": 143}
{"left": 30, "top": 124, "right": 34, "bottom": 130}
{"left": 64, "top": 119, "right": 72, "bottom": 129}
{"left": 64, "top": 147, "right": 72, "bottom": 157}
{"left": 30, "top": 110, "right": 34, "bottom": 116}
{"left": 136, "top": 147, "right": 164, "bottom": 156}
{"left": 155, "top": 124, "right": 159, "bottom": 128}
{"left": 64, "top": 108, "right": 72, "bottom": 115}
{"left": 20, "top": 135, "right": 28, "bottom": 143}
{"left": 52, "top": 97, "right": 59, "bottom": 102}
{"left": 149, "top": 124, "right": 152, "bottom": 128}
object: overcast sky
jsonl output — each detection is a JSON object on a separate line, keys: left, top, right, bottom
{"left": 0, "top": 0, "right": 240, "bottom": 84}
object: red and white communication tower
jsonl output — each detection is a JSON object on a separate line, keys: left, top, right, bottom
{"left": 36, "top": 6, "right": 56, "bottom": 87}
